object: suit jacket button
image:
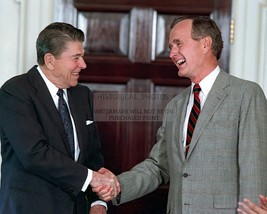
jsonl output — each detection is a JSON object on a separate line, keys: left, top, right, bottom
{"left": 183, "top": 173, "right": 189, "bottom": 177}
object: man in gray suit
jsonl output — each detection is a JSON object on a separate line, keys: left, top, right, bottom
{"left": 95, "top": 15, "right": 267, "bottom": 213}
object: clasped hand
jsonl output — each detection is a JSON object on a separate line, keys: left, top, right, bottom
{"left": 90, "top": 167, "right": 120, "bottom": 201}
{"left": 237, "top": 195, "right": 267, "bottom": 214}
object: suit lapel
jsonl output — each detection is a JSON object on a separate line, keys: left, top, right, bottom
{"left": 28, "top": 66, "right": 73, "bottom": 157}
{"left": 186, "top": 70, "right": 230, "bottom": 158}
{"left": 173, "top": 87, "right": 191, "bottom": 161}
{"left": 67, "top": 88, "right": 87, "bottom": 160}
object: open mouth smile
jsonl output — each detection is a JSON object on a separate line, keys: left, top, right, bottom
{"left": 177, "top": 59, "right": 186, "bottom": 65}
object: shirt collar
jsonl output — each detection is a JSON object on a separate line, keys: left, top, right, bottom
{"left": 192, "top": 65, "right": 220, "bottom": 96}
{"left": 37, "top": 66, "right": 67, "bottom": 98}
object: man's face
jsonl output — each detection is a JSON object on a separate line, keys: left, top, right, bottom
{"left": 50, "top": 41, "right": 87, "bottom": 88}
{"left": 168, "top": 19, "right": 206, "bottom": 81}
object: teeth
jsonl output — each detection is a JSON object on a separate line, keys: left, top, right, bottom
{"left": 177, "top": 59, "right": 185, "bottom": 65}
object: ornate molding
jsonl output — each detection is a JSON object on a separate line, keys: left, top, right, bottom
{"left": 258, "top": 1, "right": 267, "bottom": 94}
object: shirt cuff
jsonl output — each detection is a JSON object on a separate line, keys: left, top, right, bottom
{"left": 91, "top": 200, "right": 108, "bottom": 210}
{"left": 81, "top": 169, "right": 92, "bottom": 192}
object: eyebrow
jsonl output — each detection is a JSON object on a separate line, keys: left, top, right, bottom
{"left": 71, "top": 53, "right": 83, "bottom": 59}
{"left": 172, "top": 39, "right": 181, "bottom": 44}
{"left": 169, "top": 39, "right": 182, "bottom": 49}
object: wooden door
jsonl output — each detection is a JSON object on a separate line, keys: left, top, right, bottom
{"left": 55, "top": 0, "right": 232, "bottom": 213}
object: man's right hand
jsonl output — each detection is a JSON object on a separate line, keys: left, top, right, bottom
{"left": 90, "top": 167, "right": 120, "bottom": 201}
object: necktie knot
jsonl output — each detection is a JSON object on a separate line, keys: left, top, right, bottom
{"left": 57, "top": 89, "right": 64, "bottom": 98}
{"left": 193, "top": 84, "right": 201, "bottom": 93}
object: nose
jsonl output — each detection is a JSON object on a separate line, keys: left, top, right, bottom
{"left": 169, "top": 47, "right": 177, "bottom": 59}
{"left": 79, "top": 57, "right": 87, "bottom": 69}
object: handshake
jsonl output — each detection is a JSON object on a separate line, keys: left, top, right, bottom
{"left": 90, "top": 167, "right": 120, "bottom": 202}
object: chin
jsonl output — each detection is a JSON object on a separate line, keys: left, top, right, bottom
{"left": 70, "top": 81, "right": 78, "bottom": 87}
{"left": 178, "top": 70, "right": 185, "bottom": 78}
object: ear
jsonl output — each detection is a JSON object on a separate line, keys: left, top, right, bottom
{"left": 201, "top": 36, "right": 212, "bottom": 54}
{"left": 44, "top": 53, "right": 55, "bottom": 70}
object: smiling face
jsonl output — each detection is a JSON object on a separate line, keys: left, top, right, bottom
{"left": 169, "top": 19, "right": 214, "bottom": 83}
{"left": 43, "top": 41, "right": 87, "bottom": 89}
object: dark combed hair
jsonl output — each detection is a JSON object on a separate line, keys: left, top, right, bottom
{"left": 36, "top": 22, "right": 85, "bottom": 65}
{"left": 170, "top": 15, "right": 224, "bottom": 60}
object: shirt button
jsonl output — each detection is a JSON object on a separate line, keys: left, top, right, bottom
{"left": 183, "top": 173, "right": 189, "bottom": 177}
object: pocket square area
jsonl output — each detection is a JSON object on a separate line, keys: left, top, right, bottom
{"left": 86, "top": 120, "right": 93, "bottom": 125}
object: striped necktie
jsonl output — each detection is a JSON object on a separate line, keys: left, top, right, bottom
{"left": 185, "top": 84, "right": 201, "bottom": 157}
{"left": 57, "top": 89, "right": 75, "bottom": 159}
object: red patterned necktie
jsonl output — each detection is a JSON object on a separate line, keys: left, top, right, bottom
{"left": 185, "top": 84, "right": 201, "bottom": 157}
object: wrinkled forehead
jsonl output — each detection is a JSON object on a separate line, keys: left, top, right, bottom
{"left": 169, "top": 19, "right": 193, "bottom": 42}
{"left": 171, "top": 19, "right": 192, "bottom": 34}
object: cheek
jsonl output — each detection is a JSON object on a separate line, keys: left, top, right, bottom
{"left": 187, "top": 46, "right": 203, "bottom": 62}
{"left": 67, "top": 71, "right": 76, "bottom": 81}
{"left": 68, "top": 62, "right": 79, "bottom": 71}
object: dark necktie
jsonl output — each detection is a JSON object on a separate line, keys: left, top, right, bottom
{"left": 57, "top": 89, "right": 75, "bottom": 159}
{"left": 185, "top": 84, "right": 201, "bottom": 157}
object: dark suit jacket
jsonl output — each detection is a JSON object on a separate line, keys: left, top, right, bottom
{"left": 0, "top": 66, "right": 104, "bottom": 214}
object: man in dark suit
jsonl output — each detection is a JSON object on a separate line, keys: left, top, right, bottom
{"left": 0, "top": 22, "right": 119, "bottom": 214}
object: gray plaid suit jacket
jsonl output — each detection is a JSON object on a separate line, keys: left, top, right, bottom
{"left": 114, "top": 70, "right": 267, "bottom": 214}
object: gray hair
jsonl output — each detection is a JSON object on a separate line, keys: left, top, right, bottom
{"left": 36, "top": 22, "right": 85, "bottom": 65}
{"left": 171, "top": 15, "right": 224, "bottom": 60}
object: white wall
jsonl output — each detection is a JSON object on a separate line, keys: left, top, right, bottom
{"left": 0, "top": 0, "right": 20, "bottom": 86}
{"left": 230, "top": 0, "right": 267, "bottom": 95}
{"left": 0, "top": 0, "right": 54, "bottom": 86}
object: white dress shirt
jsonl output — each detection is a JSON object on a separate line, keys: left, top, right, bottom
{"left": 36, "top": 67, "right": 99, "bottom": 198}
{"left": 182, "top": 66, "right": 220, "bottom": 149}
